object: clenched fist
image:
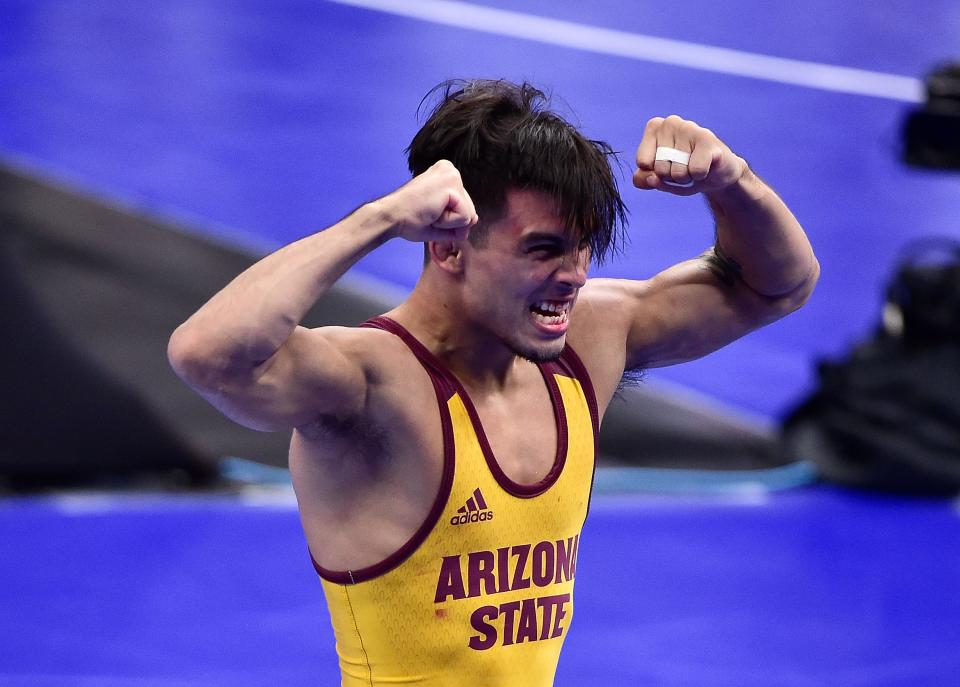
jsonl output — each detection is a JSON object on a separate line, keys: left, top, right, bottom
{"left": 378, "top": 160, "right": 479, "bottom": 243}
{"left": 633, "top": 115, "right": 747, "bottom": 196}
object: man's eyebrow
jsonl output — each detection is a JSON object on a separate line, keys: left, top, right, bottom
{"left": 521, "top": 232, "right": 567, "bottom": 245}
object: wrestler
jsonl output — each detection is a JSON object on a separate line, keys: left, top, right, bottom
{"left": 169, "top": 79, "right": 818, "bottom": 686}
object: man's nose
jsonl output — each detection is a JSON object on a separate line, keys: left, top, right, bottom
{"left": 557, "top": 250, "right": 588, "bottom": 288}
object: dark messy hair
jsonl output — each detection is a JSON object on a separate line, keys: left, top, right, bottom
{"left": 406, "top": 79, "right": 627, "bottom": 263}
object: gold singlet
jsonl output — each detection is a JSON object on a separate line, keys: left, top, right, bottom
{"left": 312, "top": 316, "right": 598, "bottom": 686}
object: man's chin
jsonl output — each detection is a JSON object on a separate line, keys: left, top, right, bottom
{"left": 510, "top": 338, "right": 565, "bottom": 364}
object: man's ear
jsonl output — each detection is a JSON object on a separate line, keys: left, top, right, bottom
{"left": 427, "top": 240, "right": 465, "bottom": 275}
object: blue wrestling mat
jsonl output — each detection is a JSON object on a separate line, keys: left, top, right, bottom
{"left": 1, "top": 486, "right": 958, "bottom": 686}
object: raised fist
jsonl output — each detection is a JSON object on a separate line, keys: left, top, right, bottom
{"left": 378, "top": 160, "right": 479, "bottom": 242}
{"left": 633, "top": 115, "right": 747, "bottom": 196}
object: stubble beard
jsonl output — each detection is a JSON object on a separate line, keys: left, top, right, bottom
{"left": 507, "top": 335, "right": 566, "bottom": 364}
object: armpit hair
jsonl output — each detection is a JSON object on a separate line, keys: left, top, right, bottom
{"left": 701, "top": 241, "right": 743, "bottom": 288}
{"left": 613, "top": 366, "right": 647, "bottom": 402}
{"left": 301, "top": 412, "right": 390, "bottom": 475}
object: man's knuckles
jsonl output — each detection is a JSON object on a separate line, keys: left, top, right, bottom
{"left": 688, "top": 161, "right": 711, "bottom": 181}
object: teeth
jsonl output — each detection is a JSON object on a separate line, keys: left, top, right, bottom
{"left": 536, "top": 300, "right": 569, "bottom": 314}
{"left": 532, "top": 310, "right": 569, "bottom": 325}
{"left": 530, "top": 300, "right": 572, "bottom": 327}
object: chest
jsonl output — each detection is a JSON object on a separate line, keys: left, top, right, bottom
{"left": 466, "top": 379, "right": 561, "bottom": 486}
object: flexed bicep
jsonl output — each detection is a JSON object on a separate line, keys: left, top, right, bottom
{"left": 621, "top": 254, "right": 807, "bottom": 370}
{"left": 170, "top": 325, "right": 371, "bottom": 432}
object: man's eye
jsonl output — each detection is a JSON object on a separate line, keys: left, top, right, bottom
{"left": 528, "top": 245, "right": 561, "bottom": 255}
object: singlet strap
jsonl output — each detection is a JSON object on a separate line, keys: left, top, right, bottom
{"left": 310, "top": 316, "right": 456, "bottom": 585}
{"left": 556, "top": 344, "right": 600, "bottom": 448}
{"left": 362, "top": 316, "right": 457, "bottom": 398}
{"left": 556, "top": 344, "right": 600, "bottom": 522}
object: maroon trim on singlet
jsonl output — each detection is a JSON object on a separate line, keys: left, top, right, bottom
{"left": 370, "top": 317, "right": 570, "bottom": 499}
{"left": 556, "top": 344, "right": 600, "bottom": 521}
{"left": 557, "top": 344, "right": 600, "bottom": 446}
{"left": 309, "top": 317, "right": 456, "bottom": 585}
{"left": 473, "top": 359, "right": 568, "bottom": 498}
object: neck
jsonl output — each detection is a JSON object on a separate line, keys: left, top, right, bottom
{"left": 387, "top": 272, "right": 528, "bottom": 390}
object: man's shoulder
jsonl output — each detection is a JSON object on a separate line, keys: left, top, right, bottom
{"left": 578, "top": 276, "right": 654, "bottom": 304}
{"left": 566, "top": 279, "right": 647, "bottom": 413}
{"left": 303, "top": 321, "right": 436, "bottom": 421}
{"left": 311, "top": 323, "right": 415, "bottom": 373}
{"left": 569, "top": 278, "right": 644, "bottom": 345}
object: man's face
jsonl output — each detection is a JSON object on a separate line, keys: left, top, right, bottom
{"left": 460, "top": 189, "right": 590, "bottom": 363}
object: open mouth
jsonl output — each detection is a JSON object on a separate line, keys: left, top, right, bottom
{"left": 529, "top": 300, "right": 571, "bottom": 331}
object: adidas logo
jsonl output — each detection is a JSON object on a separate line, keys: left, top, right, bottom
{"left": 450, "top": 488, "right": 494, "bottom": 526}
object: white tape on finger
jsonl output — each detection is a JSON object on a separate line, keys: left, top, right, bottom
{"left": 655, "top": 146, "right": 691, "bottom": 165}
{"left": 655, "top": 147, "right": 695, "bottom": 187}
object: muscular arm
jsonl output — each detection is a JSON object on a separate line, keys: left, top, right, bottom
{"left": 168, "top": 160, "right": 477, "bottom": 431}
{"left": 707, "top": 166, "right": 818, "bottom": 300}
{"left": 570, "top": 116, "right": 818, "bottom": 406}
{"left": 167, "top": 206, "right": 390, "bottom": 431}
{"left": 627, "top": 165, "right": 818, "bottom": 370}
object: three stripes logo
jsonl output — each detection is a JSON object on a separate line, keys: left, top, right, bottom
{"left": 450, "top": 488, "right": 494, "bottom": 526}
